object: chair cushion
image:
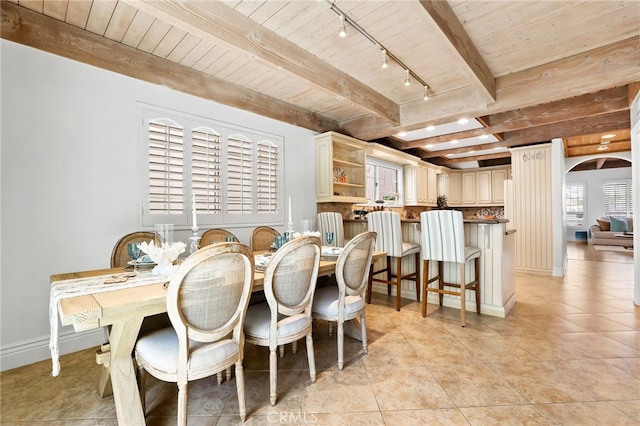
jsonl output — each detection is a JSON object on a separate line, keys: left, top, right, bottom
{"left": 465, "top": 246, "right": 481, "bottom": 261}
{"left": 312, "top": 286, "right": 365, "bottom": 317}
{"left": 135, "top": 328, "right": 238, "bottom": 375}
{"left": 244, "top": 302, "right": 310, "bottom": 340}
{"left": 401, "top": 242, "right": 420, "bottom": 256}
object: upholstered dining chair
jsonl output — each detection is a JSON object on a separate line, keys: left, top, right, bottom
{"left": 243, "top": 235, "right": 321, "bottom": 405}
{"left": 420, "top": 210, "right": 481, "bottom": 327}
{"left": 366, "top": 211, "right": 420, "bottom": 311}
{"left": 110, "top": 231, "right": 155, "bottom": 268}
{"left": 251, "top": 226, "right": 280, "bottom": 251}
{"left": 317, "top": 212, "right": 345, "bottom": 247}
{"left": 199, "top": 228, "right": 238, "bottom": 247}
{"left": 134, "top": 242, "right": 255, "bottom": 424}
{"left": 312, "top": 231, "right": 376, "bottom": 369}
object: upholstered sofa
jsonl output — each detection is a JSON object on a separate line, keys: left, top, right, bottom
{"left": 589, "top": 216, "right": 633, "bottom": 248}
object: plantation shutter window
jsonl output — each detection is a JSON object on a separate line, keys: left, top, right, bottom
{"left": 148, "top": 119, "right": 184, "bottom": 215}
{"left": 191, "top": 127, "right": 222, "bottom": 216}
{"left": 141, "top": 105, "right": 284, "bottom": 227}
{"left": 227, "top": 134, "right": 253, "bottom": 215}
{"left": 603, "top": 180, "right": 633, "bottom": 218}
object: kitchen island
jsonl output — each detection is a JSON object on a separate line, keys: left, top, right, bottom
{"left": 344, "top": 218, "right": 516, "bottom": 318}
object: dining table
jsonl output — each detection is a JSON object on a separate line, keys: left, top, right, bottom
{"left": 51, "top": 250, "right": 383, "bottom": 426}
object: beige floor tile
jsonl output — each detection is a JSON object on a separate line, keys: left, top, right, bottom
{"left": 459, "top": 405, "right": 555, "bottom": 425}
{"left": 535, "top": 401, "right": 639, "bottom": 425}
{"left": 608, "top": 400, "right": 640, "bottom": 423}
{"left": 428, "top": 363, "right": 529, "bottom": 407}
{"left": 382, "top": 408, "right": 470, "bottom": 425}
{"left": 602, "top": 330, "right": 640, "bottom": 350}
{"left": 603, "top": 357, "right": 640, "bottom": 379}
{"left": 366, "top": 366, "right": 455, "bottom": 410}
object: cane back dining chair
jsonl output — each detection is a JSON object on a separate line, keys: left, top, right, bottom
{"left": 312, "top": 231, "right": 376, "bottom": 369}
{"left": 366, "top": 211, "right": 420, "bottom": 311}
{"left": 134, "top": 242, "right": 255, "bottom": 424}
{"left": 420, "top": 210, "right": 481, "bottom": 327}
{"left": 317, "top": 212, "right": 345, "bottom": 247}
{"left": 199, "top": 228, "right": 238, "bottom": 247}
{"left": 110, "top": 231, "right": 155, "bottom": 268}
{"left": 243, "top": 235, "right": 321, "bottom": 405}
{"left": 251, "top": 226, "right": 281, "bottom": 252}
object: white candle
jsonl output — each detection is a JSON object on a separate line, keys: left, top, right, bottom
{"left": 192, "top": 192, "right": 198, "bottom": 231}
{"left": 288, "top": 196, "right": 292, "bottom": 225}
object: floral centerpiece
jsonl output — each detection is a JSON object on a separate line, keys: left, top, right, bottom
{"left": 138, "top": 240, "right": 186, "bottom": 275}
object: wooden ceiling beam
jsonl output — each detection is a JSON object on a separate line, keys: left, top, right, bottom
{"left": 127, "top": 0, "right": 400, "bottom": 125}
{"left": 503, "top": 110, "right": 630, "bottom": 146}
{"left": 433, "top": 151, "right": 511, "bottom": 166}
{"left": 343, "top": 37, "right": 640, "bottom": 140}
{"left": 399, "top": 85, "right": 630, "bottom": 149}
{"left": 0, "top": 2, "right": 339, "bottom": 133}
{"left": 418, "top": 0, "right": 495, "bottom": 102}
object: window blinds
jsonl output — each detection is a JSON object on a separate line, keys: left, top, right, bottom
{"left": 148, "top": 120, "right": 184, "bottom": 215}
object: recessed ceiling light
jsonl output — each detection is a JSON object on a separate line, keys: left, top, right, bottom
{"left": 479, "top": 134, "right": 489, "bottom": 140}
{"left": 457, "top": 118, "right": 469, "bottom": 125}
{"left": 597, "top": 145, "right": 608, "bottom": 151}
{"left": 446, "top": 153, "right": 453, "bottom": 157}
{"left": 397, "top": 131, "right": 407, "bottom": 137}
{"left": 426, "top": 125, "right": 436, "bottom": 131}
{"left": 601, "top": 134, "right": 616, "bottom": 139}
{"left": 601, "top": 140, "right": 610, "bottom": 145}
{"left": 425, "top": 144, "right": 433, "bottom": 149}
{"left": 450, "top": 139, "right": 459, "bottom": 144}
{"left": 469, "top": 150, "right": 476, "bottom": 154}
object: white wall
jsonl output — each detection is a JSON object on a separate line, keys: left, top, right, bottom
{"left": 0, "top": 40, "right": 318, "bottom": 370}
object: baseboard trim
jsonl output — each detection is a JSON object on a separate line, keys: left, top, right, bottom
{"left": 1, "top": 329, "right": 105, "bottom": 372}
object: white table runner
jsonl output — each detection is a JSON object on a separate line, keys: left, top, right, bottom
{"left": 49, "top": 272, "right": 169, "bottom": 376}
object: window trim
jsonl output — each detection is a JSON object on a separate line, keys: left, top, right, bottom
{"left": 365, "top": 157, "right": 404, "bottom": 206}
{"left": 564, "top": 182, "right": 586, "bottom": 228}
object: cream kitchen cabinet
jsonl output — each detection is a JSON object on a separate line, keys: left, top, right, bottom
{"left": 444, "top": 172, "right": 462, "bottom": 205}
{"left": 404, "top": 163, "right": 438, "bottom": 206}
{"left": 461, "top": 172, "right": 476, "bottom": 205}
{"left": 315, "top": 131, "right": 367, "bottom": 203}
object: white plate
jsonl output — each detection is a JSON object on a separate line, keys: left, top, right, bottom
{"left": 321, "top": 246, "right": 343, "bottom": 257}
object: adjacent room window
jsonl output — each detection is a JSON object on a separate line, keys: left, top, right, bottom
{"left": 564, "top": 182, "right": 585, "bottom": 226}
{"left": 141, "top": 105, "right": 283, "bottom": 227}
{"left": 366, "top": 158, "right": 403, "bottom": 204}
{"left": 603, "top": 179, "right": 633, "bottom": 218}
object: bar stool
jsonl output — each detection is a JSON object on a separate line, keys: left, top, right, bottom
{"left": 366, "top": 211, "right": 420, "bottom": 311}
{"left": 420, "top": 210, "right": 481, "bottom": 327}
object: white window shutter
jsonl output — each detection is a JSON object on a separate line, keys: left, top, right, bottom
{"left": 256, "top": 140, "right": 279, "bottom": 213}
{"left": 148, "top": 119, "right": 184, "bottom": 215}
{"left": 192, "top": 127, "right": 222, "bottom": 215}
{"left": 227, "top": 134, "right": 253, "bottom": 215}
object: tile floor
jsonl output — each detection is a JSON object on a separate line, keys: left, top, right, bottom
{"left": 1, "top": 243, "right": 638, "bottom": 425}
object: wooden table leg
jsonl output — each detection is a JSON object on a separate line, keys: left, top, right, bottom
{"left": 96, "top": 344, "right": 112, "bottom": 397}
{"left": 108, "top": 317, "right": 145, "bottom": 426}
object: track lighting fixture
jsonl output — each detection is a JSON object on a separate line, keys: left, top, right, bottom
{"left": 338, "top": 14, "right": 347, "bottom": 38}
{"left": 327, "top": 1, "right": 432, "bottom": 98}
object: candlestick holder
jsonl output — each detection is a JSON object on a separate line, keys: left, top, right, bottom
{"left": 189, "top": 228, "right": 201, "bottom": 254}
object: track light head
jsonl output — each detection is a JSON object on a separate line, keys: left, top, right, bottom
{"left": 339, "top": 15, "right": 347, "bottom": 38}
{"left": 381, "top": 49, "right": 388, "bottom": 69}
{"left": 404, "top": 69, "right": 411, "bottom": 86}
{"left": 423, "top": 85, "right": 431, "bottom": 100}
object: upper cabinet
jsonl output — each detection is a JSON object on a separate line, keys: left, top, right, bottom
{"left": 439, "top": 166, "right": 511, "bottom": 206}
{"left": 315, "top": 131, "right": 367, "bottom": 203}
{"left": 404, "top": 163, "right": 439, "bottom": 206}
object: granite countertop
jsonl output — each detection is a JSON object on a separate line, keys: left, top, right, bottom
{"left": 345, "top": 218, "right": 509, "bottom": 224}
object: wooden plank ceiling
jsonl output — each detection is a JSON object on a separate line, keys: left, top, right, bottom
{"left": 2, "top": 0, "right": 639, "bottom": 170}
